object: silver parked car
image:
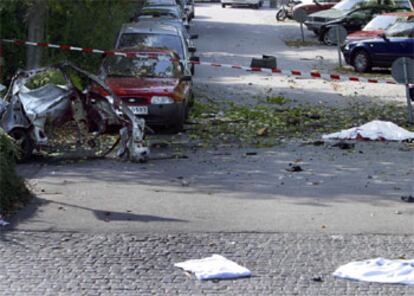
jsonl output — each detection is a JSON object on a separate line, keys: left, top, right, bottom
{"left": 221, "top": 0, "right": 263, "bottom": 9}
{"left": 115, "top": 22, "right": 198, "bottom": 74}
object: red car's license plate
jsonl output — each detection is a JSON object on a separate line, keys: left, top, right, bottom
{"left": 129, "top": 106, "right": 148, "bottom": 115}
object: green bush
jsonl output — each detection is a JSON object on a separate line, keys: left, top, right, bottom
{"left": 0, "top": 128, "right": 30, "bottom": 214}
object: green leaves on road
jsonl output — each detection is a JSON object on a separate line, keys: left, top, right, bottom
{"left": 188, "top": 96, "right": 413, "bottom": 148}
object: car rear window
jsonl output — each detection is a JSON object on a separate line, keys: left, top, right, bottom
{"left": 102, "top": 54, "right": 180, "bottom": 78}
{"left": 118, "top": 33, "right": 184, "bottom": 58}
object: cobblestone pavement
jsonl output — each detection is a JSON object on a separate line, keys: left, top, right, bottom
{"left": 1, "top": 231, "right": 413, "bottom": 295}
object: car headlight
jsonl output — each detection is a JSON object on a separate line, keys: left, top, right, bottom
{"left": 343, "top": 43, "right": 350, "bottom": 51}
{"left": 151, "top": 96, "right": 174, "bottom": 104}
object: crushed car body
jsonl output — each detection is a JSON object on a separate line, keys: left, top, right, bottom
{"left": 0, "top": 62, "right": 150, "bottom": 162}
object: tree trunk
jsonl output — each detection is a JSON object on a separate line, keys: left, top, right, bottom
{"left": 26, "top": 0, "right": 47, "bottom": 69}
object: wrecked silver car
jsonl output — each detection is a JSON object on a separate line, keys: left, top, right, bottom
{"left": 0, "top": 62, "right": 149, "bottom": 162}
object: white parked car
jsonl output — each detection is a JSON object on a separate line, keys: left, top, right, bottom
{"left": 221, "top": 0, "right": 263, "bottom": 9}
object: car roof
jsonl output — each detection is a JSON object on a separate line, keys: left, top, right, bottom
{"left": 145, "top": 0, "right": 177, "bottom": 5}
{"left": 120, "top": 22, "right": 180, "bottom": 35}
{"left": 142, "top": 6, "right": 180, "bottom": 13}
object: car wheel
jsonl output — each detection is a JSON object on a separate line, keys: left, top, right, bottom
{"left": 9, "top": 128, "right": 34, "bottom": 162}
{"left": 276, "top": 9, "right": 287, "bottom": 21}
{"left": 254, "top": 3, "right": 260, "bottom": 9}
{"left": 321, "top": 31, "right": 334, "bottom": 46}
{"left": 191, "top": 64, "right": 195, "bottom": 75}
{"left": 352, "top": 50, "right": 371, "bottom": 73}
{"left": 222, "top": 3, "right": 225, "bottom": 7}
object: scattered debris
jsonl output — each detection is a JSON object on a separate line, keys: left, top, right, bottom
{"left": 333, "top": 258, "right": 414, "bottom": 285}
{"left": 302, "top": 140, "right": 325, "bottom": 146}
{"left": 286, "top": 164, "right": 303, "bottom": 172}
{"left": 394, "top": 210, "right": 402, "bottom": 215}
{"left": 401, "top": 196, "right": 414, "bottom": 203}
{"left": 323, "top": 121, "right": 414, "bottom": 141}
{"left": 331, "top": 142, "right": 355, "bottom": 150}
{"left": 312, "top": 276, "right": 323, "bottom": 282}
{"left": 174, "top": 254, "right": 251, "bottom": 280}
{"left": 245, "top": 152, "right": 258, "bottom": 156}
{"left": 181, "top": 179, "right": 190, "bottom": 187}
{"left": 256, "top": 127, "right": 268, "bottom": 137}
{"left": 0, "top": 62, "right": 149, "bottom": 162}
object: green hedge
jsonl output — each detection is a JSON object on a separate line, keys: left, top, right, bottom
{"left": 0, "top": 128, "right": 30, "bottom": 214}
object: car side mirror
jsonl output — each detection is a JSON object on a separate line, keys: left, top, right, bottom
{"left": 379, "top": 33, "right": 388, "bottom": 41}
{"left": 180, "top": 75, "right": 192, "bottom": 82}
{"left": 189, "top": 56, "right": 200, "bottom": 62}
{"left": 188, "top": 46, "right": 197, "bottom": 53}
{"left": 190, "top": 34, "right": 198, "bottom": 40}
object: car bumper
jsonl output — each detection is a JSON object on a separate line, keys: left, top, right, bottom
{"left": 341, "top": 49, "right": 352, "bottom": 65}
{"left": 304, "top": 21, "right": 323, "bottom": 32}
{"left": 128, "top": 102, "right": 185, "bottom": 127}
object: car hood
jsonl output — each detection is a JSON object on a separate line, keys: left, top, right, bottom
{"left": 347, "top": 30, "right": 384, "bottom": 41}
{"left": 308, "top": 8, "right": 347, "bottom": 20}
{"left": 105, "top": 77, "right": 178, "bottom": 96}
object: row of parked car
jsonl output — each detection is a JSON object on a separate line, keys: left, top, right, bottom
{"left": 288, "top": 0, "right": 414, "bottom": 72}
{"left": 97, "top": 0, "right": 199, "bottom": 131}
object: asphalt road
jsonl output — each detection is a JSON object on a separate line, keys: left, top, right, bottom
{"left": 12, "top": 141, "right": 414, "bottom": 234}
{"left": 192, "top": 2, "right": 406, "bottom": 106}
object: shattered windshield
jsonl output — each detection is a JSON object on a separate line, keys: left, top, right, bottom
{"left": 102, "top": 55, "right": 180, "bottom": 78}
{"left": 118, "top": 33, "right": 183, "bottom": 58}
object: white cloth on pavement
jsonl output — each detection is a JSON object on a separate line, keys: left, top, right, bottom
{"left": 333, "top": 258, "right": 414, "bottom": 285}
{"left": 322, "top": 120, "right": 414, "bottom": 141}
{"left": 174, "top": 254, "right": 251, "bottom": 280}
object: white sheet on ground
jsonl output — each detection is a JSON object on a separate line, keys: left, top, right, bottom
{"left": 174, "top": 254, "right": 251, "bottom": 280}
{"left": 333, "top": 258, "right": 414, "bottom": 285}
{"left": 322, "top": 120, "right": 414, "bottom": 141}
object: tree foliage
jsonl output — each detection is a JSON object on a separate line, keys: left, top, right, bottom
{"left": 0, "top": 0, "right": 143, "bottom": 81}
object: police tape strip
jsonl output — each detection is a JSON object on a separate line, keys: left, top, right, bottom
{"left": 1, "top": 38, "right": 397, "bottom": 85}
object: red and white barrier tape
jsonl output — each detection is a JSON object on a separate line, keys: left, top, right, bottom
{"left": 1, "top": 38, "right": 397, "bottom": 85}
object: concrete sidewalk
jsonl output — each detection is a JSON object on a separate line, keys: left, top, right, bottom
{"left": 1, "top": 231, "right": 413, "bottom": 295}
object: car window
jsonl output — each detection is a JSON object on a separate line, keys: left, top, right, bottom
{"left": 385, "top": 21, "right": 414, "bottom": 37}
{"left": 118, "top": 33, "right": 184, "bottom": 58}
{"left": 333, "top": 0, "right": 365, "bottom": 11}
{"left": 363, "top": 15, "right": 403, "bottom": 30}
{"left": 102, "top": 55, "right": 180, "bottom": 78}
{"left": 349, "top": 8, "right": 372, "bottom": 19}
{"left": 141, "top": 7, "right": 180, "bottom": 18}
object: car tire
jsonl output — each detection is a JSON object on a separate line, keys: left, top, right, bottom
{"left": 254, "top": 3, "right": 260, "bottom": 9}
{"left": 191, "top": 64, "right": 195, "bottom": 75}
{"left": 321, "top": 31, "right": 334, "bottom": 46}
{"left": 222, "top": 3, "right": 225, "bottom": 7}
{"left": 276, "top": 9, "right": 287, "bottom": 21}
{"left": 352, "top": 50, "right": 371, "bottom": 73}
{"left": 9, "top": 128, "right": 34, "bottom": 162}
